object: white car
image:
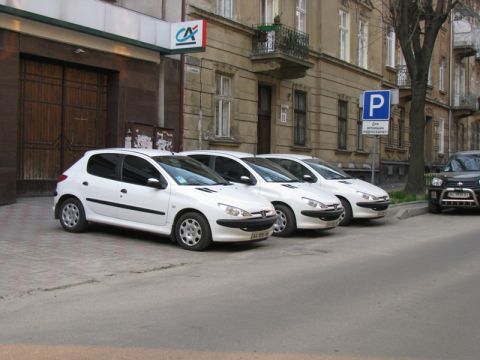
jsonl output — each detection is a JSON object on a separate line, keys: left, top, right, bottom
{"left": 53, "top": 149, "right": 277, "bottom": 251}
{"left": 258, "top": 154, "right": 390, "bottom": 225}
{"left": 181, "top": 150, "right": 343, "bottom": 237}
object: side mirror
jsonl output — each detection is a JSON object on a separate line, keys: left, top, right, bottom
{"left": 303, "top": 174, "right": 315, "bottom": 183}
{"left": 147, "top": 178, "right": 165, "bottom": 189}
{"left": 239, "top": 175, "right": 254, "bottom": 185}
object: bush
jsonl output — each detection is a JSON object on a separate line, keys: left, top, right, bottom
{"left": 389, "top": 191, "right": 426, "bottom": 204}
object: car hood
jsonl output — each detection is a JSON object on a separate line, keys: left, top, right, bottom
{"left": 437, "top": 171, "right": 480, "bottom": 180}
{"left": 180, "top": 184, "right": 272, "bottom": 212}
{"left": 326, "top": 178, "right": 389, "bottom": 198}
{"left": 260, "top": 182, "right": 340, "bottom": 206}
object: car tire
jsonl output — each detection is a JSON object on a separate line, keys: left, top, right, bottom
{"left": 339, "top": 198, "right": 353, "bottom": 226}
{"left": 175, "top": 212, "right": 212, "bottom": 251}
{"left": 59, "top": 197, "right": 88, "bottom": 233}
{"left": 273, "top": 204, "right": 296, "bottom": 237}
{"left": 428, "top": 201, "right": 442, "bottom": 214}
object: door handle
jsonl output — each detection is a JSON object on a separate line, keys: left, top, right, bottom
{"left": 82, "top": 181, "right": 88, "bottom": 186}
{"left": 120, "top": 189, "right": 127, "bottom": 194}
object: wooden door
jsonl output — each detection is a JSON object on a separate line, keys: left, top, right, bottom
{"left": 257, "top": 85, "right": 272, "bottom": 154}
{"left": 18, "top": 59, "right": 108, "bottom": 194}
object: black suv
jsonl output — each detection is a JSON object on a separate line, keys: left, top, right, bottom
{"left": 428, "top": 151, "right": 480, "bottom": 213}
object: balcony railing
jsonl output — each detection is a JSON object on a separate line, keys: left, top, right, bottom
{"left": 252, "top": 24, "right": 309, "bottom": 60}
{"left": 453, "top": 20, "right": 479, "bottom": 58}
{"left": 453, "top": 94, "right": 479, "bottom": 112}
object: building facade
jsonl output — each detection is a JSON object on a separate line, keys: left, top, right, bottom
{"left": 182, "top": 0, "right": 480, "bottom": 185}
{"left": 0, "top": 0, "right": 195, "bottom": 204}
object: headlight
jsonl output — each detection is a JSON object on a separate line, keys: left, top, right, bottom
{"left": 356, "top": 191, "right": 379, "bottom": 201}
{"left": 218, "top": 203, "right": 251, "bottom": 217}
{"left": 431, "top": 177, "right": 443, "bottom": 187}
{"left": 302, "top": 197, "right": 328, "bottom": 209}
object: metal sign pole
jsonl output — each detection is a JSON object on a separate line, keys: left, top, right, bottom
{"left": 371, "top": 135, "right": 377, "bottom": 184}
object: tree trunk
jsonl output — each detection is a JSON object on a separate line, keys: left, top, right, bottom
{"left": 404, "top": 85, "right": 427, "bottom": 195}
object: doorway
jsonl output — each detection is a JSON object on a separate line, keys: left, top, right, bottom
{"left": 17, "top": 58, "right": 108, "bottom": 194}
{"left": 257, "top": 85, "right": 272, "bottom": 154}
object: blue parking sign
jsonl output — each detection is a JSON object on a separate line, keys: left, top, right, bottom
{"left": 362, "top": 90, "right": 391, "bottom": 121}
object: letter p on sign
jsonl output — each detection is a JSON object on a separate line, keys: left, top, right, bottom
{"left": 362, "top": 90, "right": 391, "bottom": 121}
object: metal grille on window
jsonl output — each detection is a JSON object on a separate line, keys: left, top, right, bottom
{"left": 294, "top": 91, "right": 306, "bottom": 146}
{"left": 338, "top": 100, "right": 348, "bottom": 150}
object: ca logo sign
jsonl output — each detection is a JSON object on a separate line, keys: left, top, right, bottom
{"left": 176, "top": 25, "right": 199, "bottom": 46}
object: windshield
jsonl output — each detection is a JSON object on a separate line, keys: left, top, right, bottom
{"left": 304, "top": 158, "right": 352, "bottom": 180}
{"left": 443, "top": 153, "right": 480, "bottom": 172}
{"left": 153, "top": 156, "right": 229, "bottom": 186}
{"left": 243, "top": 157, "right": 300, "bottom": 183}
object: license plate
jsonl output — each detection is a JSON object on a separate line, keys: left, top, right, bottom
{"left": 250, "top": 230, "right": 270, "bottom": 240}
{"left": 325, "top": 220, "right": 337, "bottom": 228}
{"left": 448, "top": 192, "right": 470, "bottom": 199}
{"left": 376, "top": 210, "right": 387, "bottom": 216}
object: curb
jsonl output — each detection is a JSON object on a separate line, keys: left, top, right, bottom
{"left": 387, "top": 201, "right": 428, "bottom": 220}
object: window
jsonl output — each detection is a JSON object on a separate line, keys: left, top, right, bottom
{"left": 439, "top": 117, "right": 445, "bottom": 154}
{"left": 268, "top": 158, "right": 316, "bottom": 181}
{"left": 294, "top": 91, "right": 307, "bottom": 146}
{"left": 214, "top": 156, "right": 252, "bottom": 183}
{"left": 356, "top": 111, "right": 364, "bottom": 151}
{"left": 358, "top": 20, "right": 368, "bottom": 69}
{"left": 398, "top": 108, "right": 405, "bottom": 148}
{"left": 386, "top": 26, "right": 396, "bottom": 68}
{"left": 296, "top": 0, "right": 306, "bottom": 32}
{"left": 388, "top": 116, "right": 395, "bottom": 147}
{"left": 339, "top": 10, "right": 350, "bottom": 61}
{"left": 262, "top": 0, "right": 278, "bottom": 23}
{"left": 122, "top": 156, "right": 161, "bottom": 186}
{"left": 217, "top": 0, "right": 232, "bottom": 19}
{"left": 427, "top": 60, "right": 432, "bottom": 87}
{"left": 215, "top": 74, "right": 232, "bottom": 137}
{"left": 338, "top": 100, "right": 348, "bottom": 150}
{"left": 87, "top": 153, "right": 119, "bottom": 180}
{"left": 439, "top": 57, "right": 446, "bottom": 92}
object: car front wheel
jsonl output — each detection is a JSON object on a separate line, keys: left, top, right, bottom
{"left": 339, "top": 198, "right": 353, "bottom": 226}
{"left": 428, "top": 201, "right": 442, "bottom": 214}
{"left": 59, "top": 198, "right": 87, "bottom": 233}
{"left": 174, "top": 212, "right": 212, "bottom": 251}
{"left": 273, "top": 204, "right": 296, "bottom": 237}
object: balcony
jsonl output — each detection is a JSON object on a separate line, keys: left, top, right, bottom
{"left": 452, "top": 94, "right": 479, "bottom": 117}
{"left": 251, "top": 24, "right": 313, "bottom": 79}
{"left": 453, "top": 20, "right": 478, "bottom": 59}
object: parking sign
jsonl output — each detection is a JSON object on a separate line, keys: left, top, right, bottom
{"left": 362, "top": 90, "right": 391, "bottom": 135}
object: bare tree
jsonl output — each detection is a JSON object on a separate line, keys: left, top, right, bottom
{"left": 386, "top": 0, "right": 458, "bottom": 194}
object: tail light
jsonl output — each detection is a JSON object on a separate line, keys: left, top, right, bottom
{"left": 57, "top": 175, "right": 68, "bottom": 182}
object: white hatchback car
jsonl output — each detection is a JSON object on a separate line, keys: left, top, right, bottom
{"left": 53, "top": 149, "right": 277, "bottom": 251}
{"left": 181, "top": 150, "right": 343, "bottom": 237}
{"left": 259, "top": 154, "right": 390, "bottom": 225}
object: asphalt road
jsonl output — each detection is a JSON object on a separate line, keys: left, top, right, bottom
{"left": 1, "top": 209, "right": 480, "bottom": 360}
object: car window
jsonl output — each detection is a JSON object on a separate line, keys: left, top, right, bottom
{"left": 214, "top": 157, "right": 253, "bottom": 183}
{"left": 444, "top": 154, "right": 480, "bottom": 172}
{"left": 303, "top": 158, "right": 352, "bottom": 180}
{"left": 154, "top": 156, "right": 229, "bottom": 186}
{"left": 122, "top": 155, "right": 163, "bottom": 186}
{"left": 189, "top": 154, "right": 211, "bottom": 167}
{"left": 267, "top": 158, "right": 317, "bottom": 181}
{"left": 87, "top": 153, "right": 119, "bottom": 180}
{"left": 243, "top": 157, "right": 299, "bottom": 183}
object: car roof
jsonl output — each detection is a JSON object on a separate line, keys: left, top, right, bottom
{"left": 258, "top": 153, "right": 314, "bottom": 160}
{"left": 182, "top": 150, "right": 254, "bottom": 158}
{"left": 85, "top": 148, "right": 178, "bottom": 158}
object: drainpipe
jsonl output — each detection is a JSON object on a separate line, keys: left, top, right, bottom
{"left": 178, "top": 0, "right": 187, "bottom": 151}
{"left": 448, "top": 9, "right": 454, "bottom": 158}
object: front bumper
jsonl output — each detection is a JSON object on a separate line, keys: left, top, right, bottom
{"left": 429, "top": 187, "right": 480, "bottom": 208}
{"left": 300, "top": 208, "right": 344, "bottom": 221}
{"left": 216, "top": 215, "right": 277, "bottom": 231}
{"left": 356, "top": 200, "right": 390, "bottom": 211}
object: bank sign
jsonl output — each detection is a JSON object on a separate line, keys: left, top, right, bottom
{"left": 361, "top": 90, "right": 391, "bottom": 135}
{"left": 171, "top": 20, "right": 207, "bottom": 51}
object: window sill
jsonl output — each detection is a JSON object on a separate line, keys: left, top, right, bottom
{"left": 386, "top": 65, "right": 397, "bottom": 72}
{"left": 208, "top": 138, "right": 241, "bottom": 147}
{"left": 355, "top": 150, "right": 370, "bottom": 156}
{"left": 335, "top": 149, "right": 352, "bottom": 155}
{"left": 290, "top": 145, "right": 312, "bottom": 153}
{"left": 385, "top": 146, "right": 407, "bottom": 153}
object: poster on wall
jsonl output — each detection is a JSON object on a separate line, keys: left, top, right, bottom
{"left": 125, "top": 123, "right": 175, "bottom": 151}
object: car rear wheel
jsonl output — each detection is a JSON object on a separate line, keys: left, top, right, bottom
{"left": 339, "top": 198, "right": 353, "bottom": 226}
{"left": 273, "top": 204, "right": 296, "bottom": 237}
{"left": 175, "top": 212, "right": 212, "bottom": 251}
{"left": 59, "top": 198, "right": 87, "bottom": 233}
